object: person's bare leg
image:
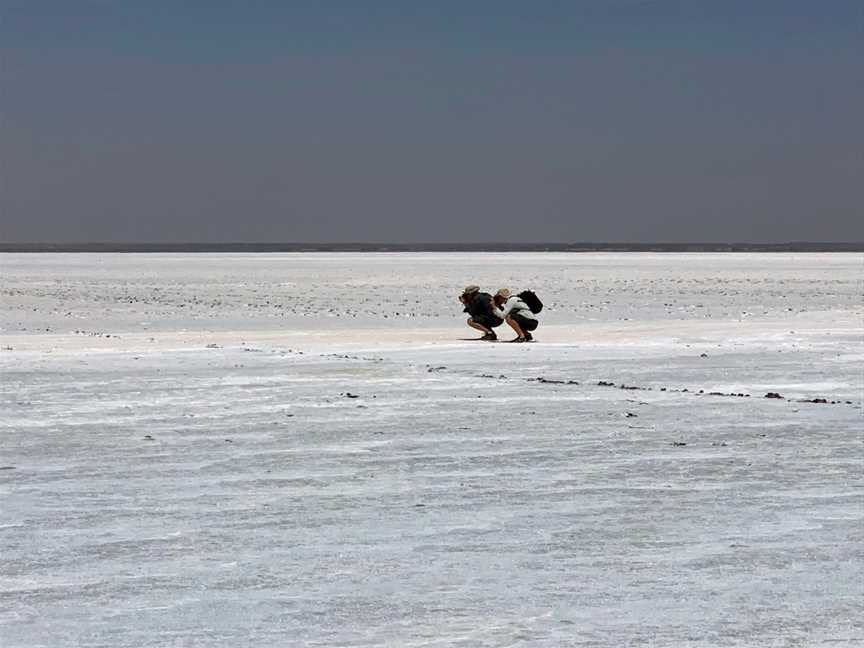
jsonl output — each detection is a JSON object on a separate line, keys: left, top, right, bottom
{"left": 467, "top": 318, "right": 491, "bottom": 336}
{"left": 505, "top": 316, "right": 526, "bottom": 339}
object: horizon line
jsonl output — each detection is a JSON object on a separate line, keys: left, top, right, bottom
{"left": 2, "top": 242, "right": 863, "bottom": 253}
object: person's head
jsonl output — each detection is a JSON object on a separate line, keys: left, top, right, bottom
{"left": 461, "top": 285, "right": 480, "bottom": 303}
{"left": 494, "top": 288, "right": 511, "bottom": 306}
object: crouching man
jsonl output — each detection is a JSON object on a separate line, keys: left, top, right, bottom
{"left": 460, "top": 285, "right": 503, "bottom": 341}
{"left": 493, "top": 288, "right": 539, "bottom": 342}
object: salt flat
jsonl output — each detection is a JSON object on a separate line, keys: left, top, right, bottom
{"left": 1, "top": 253, "right": 862, "bottom": 647}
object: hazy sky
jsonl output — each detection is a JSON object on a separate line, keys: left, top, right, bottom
{"left": 2, "top": 1, "right": 862, "bottom": 243}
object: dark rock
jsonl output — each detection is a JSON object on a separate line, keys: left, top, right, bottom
{"left": 764, "top": 392, "right": 784, "bottom": 399}
{"left": 671, "top": 441, "right": 687, "bottom": 447}
{"left": 598, "top": 381, "right": 615, "bottom": 387}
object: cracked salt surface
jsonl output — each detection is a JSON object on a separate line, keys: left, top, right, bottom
{"left": 1, "top": 252, "right": 863, "bottom": 647}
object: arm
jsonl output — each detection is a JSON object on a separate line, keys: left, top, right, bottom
{"left": 499, "top": 297, "right": 517, "bottom": 318}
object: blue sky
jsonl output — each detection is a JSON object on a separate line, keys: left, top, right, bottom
{"left": 3, "top": 1, "right": 862, "bottom": 242}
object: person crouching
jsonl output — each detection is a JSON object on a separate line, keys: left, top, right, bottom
{"left": 460, "top": 285, "right": 503, "bottom": 341}
{"left": 493, "top": 289, "right": 539, "bottom": 342}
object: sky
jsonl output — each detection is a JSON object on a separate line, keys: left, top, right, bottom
{"left": 2, "top": 1, "right": 862, "bottom": 243}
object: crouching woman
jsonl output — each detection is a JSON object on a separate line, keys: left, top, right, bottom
{"left": 460, "top": 285, "right": 504, "bottom": 341}
{"left": 493, "top": 289, "right": 539, "bottom": 342}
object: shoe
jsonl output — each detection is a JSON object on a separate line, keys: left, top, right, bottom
{"left": 509, "top": 337, "right": 526, "bottom": 343}
{"left": 524, "top": 331, "right": 534, "bottom": 342}
{"left": 480, "top": 332, "right": 497, "bottom": 341}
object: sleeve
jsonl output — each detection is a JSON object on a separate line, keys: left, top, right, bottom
{"left": 499, "top": 297, "right": 517, "bottom": 318}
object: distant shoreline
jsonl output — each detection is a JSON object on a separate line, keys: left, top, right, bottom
{"left": 1, "top": 242, "right": 862, "bottom": 253}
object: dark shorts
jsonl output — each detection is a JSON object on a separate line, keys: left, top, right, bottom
{"left": 511, "top": 314, "right": 538, "bottom": 331}
{"left": 471, "top": 315, "right": 503, "bottom": 329}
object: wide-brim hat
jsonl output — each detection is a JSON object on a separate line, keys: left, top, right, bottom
{"left": 462, "top": 285, "right": 480, "bottom": 296}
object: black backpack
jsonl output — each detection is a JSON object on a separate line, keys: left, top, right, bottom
{"left": 518, "top": 290, "right": 543, "bottom": 314}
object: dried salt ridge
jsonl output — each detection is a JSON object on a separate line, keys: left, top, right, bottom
{"left": 1, "top": 252, "right": 863, "bottom": 647}
{"left": 472, "top": 372, "right": 856, "bottom": 406}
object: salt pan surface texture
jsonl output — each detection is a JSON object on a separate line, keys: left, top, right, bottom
{"left": 1, "top": 252, "right": 862, "bottom": 647}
